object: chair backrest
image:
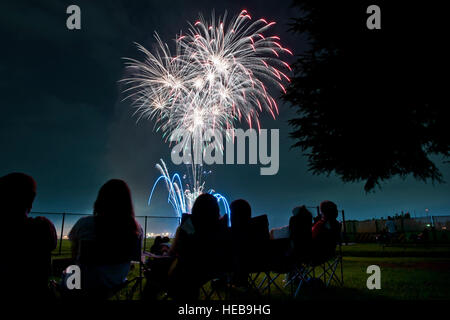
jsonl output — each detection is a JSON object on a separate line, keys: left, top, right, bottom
{"left": 176, "top": 217, "right": 232, "bottom": 275}
{"left": 79, "top": 236, "right": 141, "bottom": 266}
{"left": 248, "top": 214, "right": 270, "bottom": 242}
{"left": 289, "top": 213, "right": 313, "bottom": 258}
{"left": 243, "top": 215, "right": 271, "bottom": 269}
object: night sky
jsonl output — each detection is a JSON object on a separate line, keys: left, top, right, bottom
{"left": 1, "top": 0, "right": 449, "bottom": 233}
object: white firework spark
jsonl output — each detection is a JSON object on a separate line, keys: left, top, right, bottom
{"left": 122, "top": 10, "right": 292, "bottom": 203}
{"left": 122, "top": 9, "right": 292, "bottom": 143}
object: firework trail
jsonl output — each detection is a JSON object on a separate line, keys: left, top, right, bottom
{"left": 148, "top": 159, "right": 187, "bottom": 218}
{"left": 149, "top": 159, "right": 230, "bottom": 222}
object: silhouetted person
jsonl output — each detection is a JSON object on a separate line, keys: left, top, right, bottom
{"left": 150, "top": 236, "right": 163, "bottom": 254}
{"left": 0, "top": 173, "right": 57, "bottom": 299}
{"left": 289, "top": 206, "right": 313, "bottom": 260}
{"left": 311, "top": 200, "right": 341, "bottom": 262}
{"left": 68, "top": 179, "right": 142, "bottom": 298}
{"left": 283, "top": 202, "right": 340, "bottom": 263}
{"left": 168, "top": 193, "right": 228, "bottom": 300}
{"left": 150, "top": 236, "right": 171, "bottom": 256}
{"left": 230, "top": 199, "right": 252, "bottom": 232}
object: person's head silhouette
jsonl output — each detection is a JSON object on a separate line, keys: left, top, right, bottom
{"left": 94, "top": 179, "right": 135, "bottom": 219}
{"left": 94, "top": 179, "right": 139, "bottom": 239}
{"left": 0, "top": 172, "right": 37, "bottom": 219}
{"left": 319, "top": 200, "right": 338, "bottom": 221}
{"left": 292, "top": 205, "right": 312, "bottom": 218}
{"left": 191, "top": 193, "right": 220, "bottom": 233}
{"left": 289, "top": 205, "right": 313, "bottom": 237}
{"left": 230, "top": 199, "right": 251, "bottom": 230}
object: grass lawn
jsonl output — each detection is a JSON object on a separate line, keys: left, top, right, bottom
{"left": 51, "top": 240, "right": 450, "bottom": 300}
{"left": 341, "top": 242, "right": 450, "bottom": 258}
{"left": 337, "top": 256, "right": 450, "bottom": 300}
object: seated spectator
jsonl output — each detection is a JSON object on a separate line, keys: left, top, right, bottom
{"left": 144, "top": 194, "right": 229, "bottom": 300}
{"left": 150, "top": 236, "right": 162, "bottom": 254}
{"left": 311, "top": 200, "right": 341, "bottom": 262}
{"left": 150, "top": 236, "right": 171, "bottom": 256}
{"left": 67, "top": 179, "right": 142, "bottom": 298}
{"left": 167, "top": 193, "right": 229, "bottom": 299}
{"left": 231, "top": 199, "right": 252, "bottom": 233}
{"left": 263, "top": 206, "right": 312, "bottom": 275}
{"left": 277, "top": 203, "right": 340, "bottom": 264}
{"left": 0, "top": 173, "right": 57, "bottom": 299}
{"left": 289, "top": 206, "right": 313, "bottom": 260}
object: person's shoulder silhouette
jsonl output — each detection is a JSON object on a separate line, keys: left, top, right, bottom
{"left": 0, "top": 172, "right": 57, "bottom": 298}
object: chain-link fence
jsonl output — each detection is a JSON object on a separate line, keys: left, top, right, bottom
{"left": 32, "top": 206, "right": 349, "bottom": 254}
{"left": 30, "top": 212, "right": 180, "bottom": 255}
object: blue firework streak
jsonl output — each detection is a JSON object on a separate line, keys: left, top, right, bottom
{"left": 148, "top": 159, "right": 231, "bottom": 225}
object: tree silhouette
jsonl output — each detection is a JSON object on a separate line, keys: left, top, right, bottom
{"left": 284, "top": 1, "right": 448, "bottom": 191}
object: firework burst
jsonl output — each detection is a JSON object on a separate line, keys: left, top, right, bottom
{"left": 122, "top": 9, "right": 292, "bottom": 144}
{"left": 123, "top": 10, "right": 292, "bottom": 213}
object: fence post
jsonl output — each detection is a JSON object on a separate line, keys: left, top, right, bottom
{"left": 143, "top": 216, "right": 148, "bottom": 252}
{"left": 341, "top": 209, "right": 348, "bottom": 245}
{"left": 59, "top": 212, "right": 66, "bottom": 255}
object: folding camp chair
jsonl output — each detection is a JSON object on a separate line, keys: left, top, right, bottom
{"left": 143, "top": 232, "right": 233, "bottom": 301}
{"left": 110, "top": 260, "right": 144, "bottom": 300}
{"left": 141, "top": 251, "right": 178, "bottom": 300}
{"left": 142, "top": 251, "right": 229, "bottom": 301}
{"left": 235, "top": 214, "right": 282, "bottom": 297}
{"left": 284, "top": 241, "right": 344, "bottom": 298}
{"left": 198, "top": 236, "right": 234, "bottom": 300}
{"left": 257, "top": 218, "right": 344, "bottom": 298}
{"left": 199, "top": 273, "right": 233, "bottom": 300}
{"left": 255, "top": 271, "right": 287, "bottom": 297}
{"left": 74, "top": 238, "right": 144, "bottom": 300}
{"left": 255, "top": 238, "right": 292, "bottom": 297}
